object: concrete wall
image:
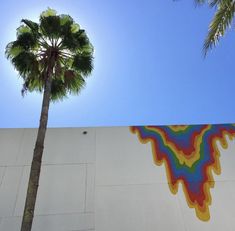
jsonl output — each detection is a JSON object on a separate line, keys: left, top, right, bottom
{"left": 0, "top": 128, "right": 95, "bottom": 231}
{"left": 0, "top": 126, "right": 235, "bottom": 231}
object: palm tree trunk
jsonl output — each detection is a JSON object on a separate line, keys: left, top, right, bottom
{"left": 20, "top": 70, "right": 53, "bottom": 231}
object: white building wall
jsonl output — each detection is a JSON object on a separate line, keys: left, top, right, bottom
{"left": 0, "top": 127, "right": 235, "bottom": 231}
{"left": 0, "top": 128, "right": 95, "bottom": 231}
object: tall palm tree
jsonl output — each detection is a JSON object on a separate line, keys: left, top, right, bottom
{"left": 195, "top": 0, "right": 235, "bottom": 55}
{"left": 5, "top": 8, "right": 94, "bottom": 231}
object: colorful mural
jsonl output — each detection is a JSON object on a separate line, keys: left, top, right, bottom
{"left": 130, "top": 124, "right": 235, "bottom": 221}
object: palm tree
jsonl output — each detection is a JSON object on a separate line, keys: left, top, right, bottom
{"left": 195, "top": 0, "right": 235, "bottom": 55}
{"left": 5, "top": 8, "right": 94, "bottom": 231}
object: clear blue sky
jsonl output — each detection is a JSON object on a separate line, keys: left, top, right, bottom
{"left": 0, "top": 0, "right": 235, "bottom": 128}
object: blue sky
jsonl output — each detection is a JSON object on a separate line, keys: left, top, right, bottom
{"left": 1, "top": 0, "right": 235, "bottom": 128}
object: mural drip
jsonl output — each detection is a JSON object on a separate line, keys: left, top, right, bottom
{"left": 130, "top": 124, "right": 235, "bottom": 221}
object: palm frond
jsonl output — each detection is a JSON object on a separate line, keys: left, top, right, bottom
{"left": 195, "top": 0, "right": 207, "bottom": 6}
{"left": 194, "top": 0, "right": 223, "bottom": 7}
{"left": 203, "top": 0, "right": 235, "bottom": 55}
{"left": 15, "top": 32, "right": 38, "bottom": 50}
{"left": 40, "top": 8, "right": 57, "bottom": 17}
{"left": 21, "top": 19, "right": 39, "bottom": 33}
{"left": 59, "top": 14, "right": 74, "bottom": 37}
{"left": 209, "top": 0, "right": 225, "bottom": 7}
{"left": 72, "top": 53, "right": 93, "bottom": 76}
{"left": 22, "top": 72, "right": 44, "bottom": 93}
{"left": 5, "top": 42, "right": 24, "bottom": 59}
{"left": 11, "top": 51, "right": 40, "bottom": 78}
{"left": 40, "top": 15, "right": 61, "bottom": 39}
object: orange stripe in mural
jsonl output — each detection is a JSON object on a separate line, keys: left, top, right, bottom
{"left": 130, "top": 124, "right": 235, "bottom": 221}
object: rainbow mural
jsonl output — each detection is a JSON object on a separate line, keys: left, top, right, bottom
{"left": 130, "top": 124, "right": 235, "bottom": 221}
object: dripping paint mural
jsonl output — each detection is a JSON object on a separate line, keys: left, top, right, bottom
{"left": 130, "top": 124, "right": 235, "bottom": 221}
